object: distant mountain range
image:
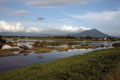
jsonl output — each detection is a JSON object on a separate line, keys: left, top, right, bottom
{"left": 0, "top": 32, "right": 53, "bottom": 37}
{"left": 71, "top": 29, "right": 110, "bottom": 38}
{"left": 0, "top": 29, "right": 113, "bottom": 38}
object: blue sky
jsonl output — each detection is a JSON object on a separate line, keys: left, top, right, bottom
{"left": 0, "top": 0, "right": 120, "bottom": 36}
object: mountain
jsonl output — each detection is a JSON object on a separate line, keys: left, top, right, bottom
{"left": 0, "top": 32, "right": 53, "bottom": 37}
{"left": 0, "top": 29, "right": 110, "bottom": 38}
{"left": 71, "top": 29, "right": 110, "bottom": 38}
{"left": 115, "top": 36, "right": 120, "bottom": 39}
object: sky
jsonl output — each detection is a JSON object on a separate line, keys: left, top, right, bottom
{"left": 0, "top": 0, "right": 120, "bottom": 36}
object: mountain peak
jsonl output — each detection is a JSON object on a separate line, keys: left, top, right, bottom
{"left": 72, "top": 29, "right": 110, "bottom": 38}
{"left": 88, "top": 28, "right": 99, "bottom": 31}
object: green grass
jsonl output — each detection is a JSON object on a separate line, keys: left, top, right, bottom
{"left": 74, "top": 45, "right": 98, "bottom": 49}
{"left": 18, "top": 37, "right": 119, "bottom": 41}
{"left": 23, "top": 37, "right": 82, "bottom": 41}
{"left": 31, "top": 47, "right": 53, "bottom": 53}
{"left": 54, "top": 47, "right": 69, "bottom": 51}
{"left": 0, "top": 48, "right": 120, "bottom": 80}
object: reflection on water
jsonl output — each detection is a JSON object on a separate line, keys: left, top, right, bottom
{"left": 36, "top": 56, "right": 44, "bottom": 59}
{"left": 0, "top": 48, "right": 101, "bottom": 72}
{"left": 0, "top": 40, "right": 120, "bottom": 72}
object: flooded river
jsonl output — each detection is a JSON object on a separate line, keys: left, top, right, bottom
{"left": 0, "top": 40, "right": 119, "bottom": 72}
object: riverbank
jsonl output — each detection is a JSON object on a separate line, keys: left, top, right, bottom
{"left": 0, "top": 48, "right": 120, "bottom": 80}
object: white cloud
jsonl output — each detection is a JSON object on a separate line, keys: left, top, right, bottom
{"left": 0, "top": 21, "right": 24, "bottom": 32}
{"left": 26, "top": 27, "right": 44, "bottom": 33}
{"left": 58, "top": 25, "right": 92, "bottom": 32}
{"left": 70, "top": 10, "right": 120, "bottom": 24}
{"left": 70, "top": 10, "right": 120, "bottom": 36}
{"left": 0, "top": 20, "right": 92, "bottom": 34}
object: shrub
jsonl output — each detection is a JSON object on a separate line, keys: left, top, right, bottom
{"left": 61, "top": 40, "right": 69, "bottom": 45}
{"left": 33, "top": 41, "right": 47, "bottom": 48}
{"left": 100, "top": 44, "right": 104, "bottom": 47}
{"left": 112, "top": 43, "right": 120, "bottom": 47}
{"left": 7, "top": 41, "right": 13, "bottom": 45}
{"left": 48, "top": 41, "right": 61, "bottom": 46}
{"left": 19, "top": 45, "right": 29, "bottom": 50}
{"left": 67, "top": 41, "right": 81, "bottom": 46}
{"left": 0, "top": 37, "right": 6, "bottom": 49}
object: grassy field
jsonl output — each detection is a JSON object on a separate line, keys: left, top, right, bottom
{"left": 21, "top": 37, "right": 82, "bottom": 41}
{"left": 20, "top": 37, "right": 119, "bottom": 41}
{"left": 0, "top": 48, "right": 120, "bottom": 80}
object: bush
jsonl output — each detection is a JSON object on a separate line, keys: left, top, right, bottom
{"left": 19, "top": 45, "right": 29, "bottom": 50}
{"left": 33, "top": 41, "right": 47, "bottom": 48}
{"left": 100, "top": 44, "right": 104, "bottom": 47}
{"left": 67, "top": 41, "right": 81, "bottom": 46}
{"left": 112, "top": 43, "right": 120, "bottom": 47}
{"left": 48, "top": 41, "right": 61, "bottom": 46}
{"left": 7, "top": 41, "right": 13, "bottom": 45}
{"left": 0, "top": 37, "right": 6, "bottom": 49}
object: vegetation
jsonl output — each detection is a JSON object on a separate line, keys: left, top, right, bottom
{"left": 112, "top": 43, "right": 120, "bottom": 47}
{"left": 0, "top": 36, "right": 6, "bottom": 49}
{"left": 0, "top": 49, "right": 20, "bottom": 57}
{"left": 48, "top": 41, "right": 61, "bottom": 46}
{"left": 19, "top": 45, "right": 29, "bottom": 50}
{"left": 54, "top": 47, "right": 69, "bottom": 51}
{"left": 31, "top": 44, "right": 99, "bottom": 53}
{"left": 31, "top": 47, "right": 69, "bottom": 53}
{"left": 74, "top": 45, "right": 98, "bottom": 49}
{"left": 31, "top": 47, "right": 52, "bottom": 53}
{"left": 6, "top": 41, "right": 13, "bottom": 45}
{"left": 67, "top": 41, "right": 81, "bottom": 46}
{"left": 33, "top": 41, "right": 47, "bottom": 48}
{"left": 22, "top": 36, "right": 117, "bottom": 41}
{"left": 33, "top": 40, "right": 81, "bottom": 47}
{"left": 0, "top": 48, "right": 120, "bottom": 80}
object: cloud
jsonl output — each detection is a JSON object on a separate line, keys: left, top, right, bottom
{"left": 0, "top": 20, "right": 92, "bottom": 34}
{"left": 0, "top": 21, "right": 24, "bottom": 32}
{"left": 58, "top": 25, "right": 92, "bottom": 32}
{"left": 24, "top": 0, "right": 98, "bottom": 7}
{"left": 0, "top": 8, "right": 29, "bottom": 16}
{"left": 70, "top": 10, "right": 120, "bottom": 24}
{"left": 0, "top": 0, "right": 98, "bottom": 8}
{"left": 69, "top": 10, "right": 120, "bottom": 36}
{"left": 25, "top": 0, "right": 97, "bottom": 7}
{"left": 37, "top": 17, "right": 45, "bottom": 20}
{"left": 26, "top": 27, "right": 44, "bottom": 33}
{"left": 14, "top": 10, "right": 29, "bottom": 15}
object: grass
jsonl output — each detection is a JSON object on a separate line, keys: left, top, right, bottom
{"left": 0, "top": 48, "right": 120, "bottom": 80}
{"left": 31, "top": 47, "right": 69, "bottom": 53}
{"left": 23, "top": 37, "right": 82, "bottom": 41}
{"left": 74, "top": 45, "right": 98, "bottom": 49}
{"left": 105, "top": 63, "right": 120, "bottom": 80}
{"left": 16, "top": 37, "right": 119, "bottom": 41}
{"left": 31, "top": 47, "right": 52, "bottom": 53}
{"left": 54, "top": 47, "right": 69, "bottom": 51}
